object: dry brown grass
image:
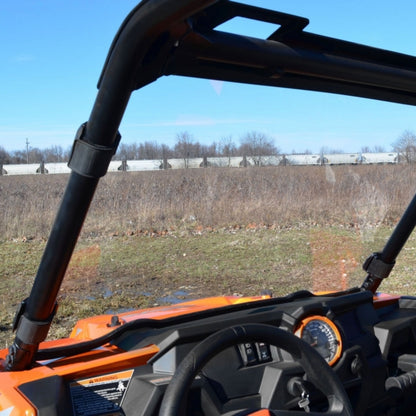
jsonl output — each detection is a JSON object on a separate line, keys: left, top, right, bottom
{"left": 2, "top": 164, "right": 416, "bottom": 344}
{"left": 1, "top": 164, "right": 415, "bottom": 240}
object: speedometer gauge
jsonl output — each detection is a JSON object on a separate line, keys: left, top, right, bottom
{"left": 295, "top": 316, "right": 342, "bottom": 366}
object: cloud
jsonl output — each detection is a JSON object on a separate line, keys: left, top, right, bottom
{"left": 11, "top": 54, "right": 35, "bottom": 63}
{"left": 128, "top": 115, "right": 261, "bottom": 128}
{"left": 174, "top": 115, "right": 217, "bottom": 126}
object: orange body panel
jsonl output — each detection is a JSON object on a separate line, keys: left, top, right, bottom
{"left": 0, "top": 345, "right": 158, "bottom": 415}
{"left": 0, "top": 295, "right": 268, "bottom": 414}
{"left": 372, "top": 292, "right": 401, "bottom": 308}
{"left": 70, "top": 295, "right": 270, "bottom": 341}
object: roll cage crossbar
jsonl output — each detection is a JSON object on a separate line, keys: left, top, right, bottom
{"left": 5, "top": 0, "right": 416, "bottom": 371}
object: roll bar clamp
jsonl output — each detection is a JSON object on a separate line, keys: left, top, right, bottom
{"left": 68, "top": 122, "right": 121, "bottom": 178}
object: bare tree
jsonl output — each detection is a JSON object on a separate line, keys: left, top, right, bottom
{"left": 10, "top": 150, "right": 26, "bottom": 164}
{"left": 0, "top": 146, "right": 10, "bottom": 164}
{"left": 219, "top": 135, "right": 237, "bottom": 166}
{"left": 159, "top": 144, "right": 172, "bottom": 169}
{"left": 33, "top": 148, "right": 44, "bottom": 163}
{"left": 43, "top": 145, "right": 65, "bottom": 163}
{"left": 373, "top": 145, "right": 386, "bottom": 153}
{"left": 138, "top": 141, "right": 164, "bottom": 160}
{"left": 115, "top": 142, "right": 140, "bottom": 160}
{"left": 392, "top": 130, "right": 416, "bottom": 163}
{"left": 174, "top": 131, "right": 195, "bottom": 168}
{"left": 200, "top": 142, "right": 218, "bottom": 158}
{"left": 362, "top": 145, "right": 386, "bottom": 153}
{"left": 361, "top": 146, "right": 371, "bottom": 153}
{"left": 239, "top": 131, "right": 279, "bottom": 166}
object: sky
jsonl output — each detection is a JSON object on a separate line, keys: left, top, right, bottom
{"left": 1, "top": 0, "right": 415, "bottom": 155}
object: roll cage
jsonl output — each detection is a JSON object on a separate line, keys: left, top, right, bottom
{"left": 5, "top": 0, "right": 416, "bottom": 372}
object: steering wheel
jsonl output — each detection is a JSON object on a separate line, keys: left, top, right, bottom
{"left": 158, "top": 323, "right": 353, "bottom": 416}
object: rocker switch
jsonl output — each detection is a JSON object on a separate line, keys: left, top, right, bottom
{"left": 243, "top": 342, "right": 258, "bottom": 365}
{"left": 256, "top": 342, "right": 272, "bottom": 362}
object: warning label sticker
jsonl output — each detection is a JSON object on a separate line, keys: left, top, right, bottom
{"left": 70, "top": 369, "right": 134, "bottom": 416}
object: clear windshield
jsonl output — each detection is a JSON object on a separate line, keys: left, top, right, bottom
{"left": 1, "top": 0, "right": 416, "bottom": 346}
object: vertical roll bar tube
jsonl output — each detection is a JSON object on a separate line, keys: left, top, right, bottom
{"left": 5, "top": 0, "right": 215, "bottom": 371}
{"left": 5, "top": 93, "right": 126, "bottom": 370}
{"left": 362, "top": 193, "right": 416, "bottom": 293}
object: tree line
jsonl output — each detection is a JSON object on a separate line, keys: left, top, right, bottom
{"left": 1, "top": 129, "right": 415, "bottom": 164}
{"left": 0, "top": 131, "right": 279, "bottom": 164}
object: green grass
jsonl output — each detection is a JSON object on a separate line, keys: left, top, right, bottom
{"left": 97, "top": 228, "right": 312, "bottom": 295}
{"left": 2, "top": 224, "right": 416, "bottom": 347}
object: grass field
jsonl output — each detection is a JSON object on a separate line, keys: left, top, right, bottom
{"left": 1, "top": 164, "right": 416, "bottom": 346}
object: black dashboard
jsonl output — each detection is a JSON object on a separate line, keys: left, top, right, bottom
{"left": 18, "top": 290, "right": 416, "bottom": 415}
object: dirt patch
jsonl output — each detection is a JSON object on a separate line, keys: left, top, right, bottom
{"left": 60, "top": 245, "right": 101, "bottom": 295}
{"left": 309, "top": 229, "right": 362, "bottom": 292}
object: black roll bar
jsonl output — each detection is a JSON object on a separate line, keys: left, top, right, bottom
{"left": 5, "top": 0, "right": 217, "bottom": 371}
{"left": 362, "top": 193, "right": 416, "bottom": 293}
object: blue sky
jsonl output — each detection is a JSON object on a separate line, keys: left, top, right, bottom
{"left": 1, "top": 0, "right": 415, "bottom": 155}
